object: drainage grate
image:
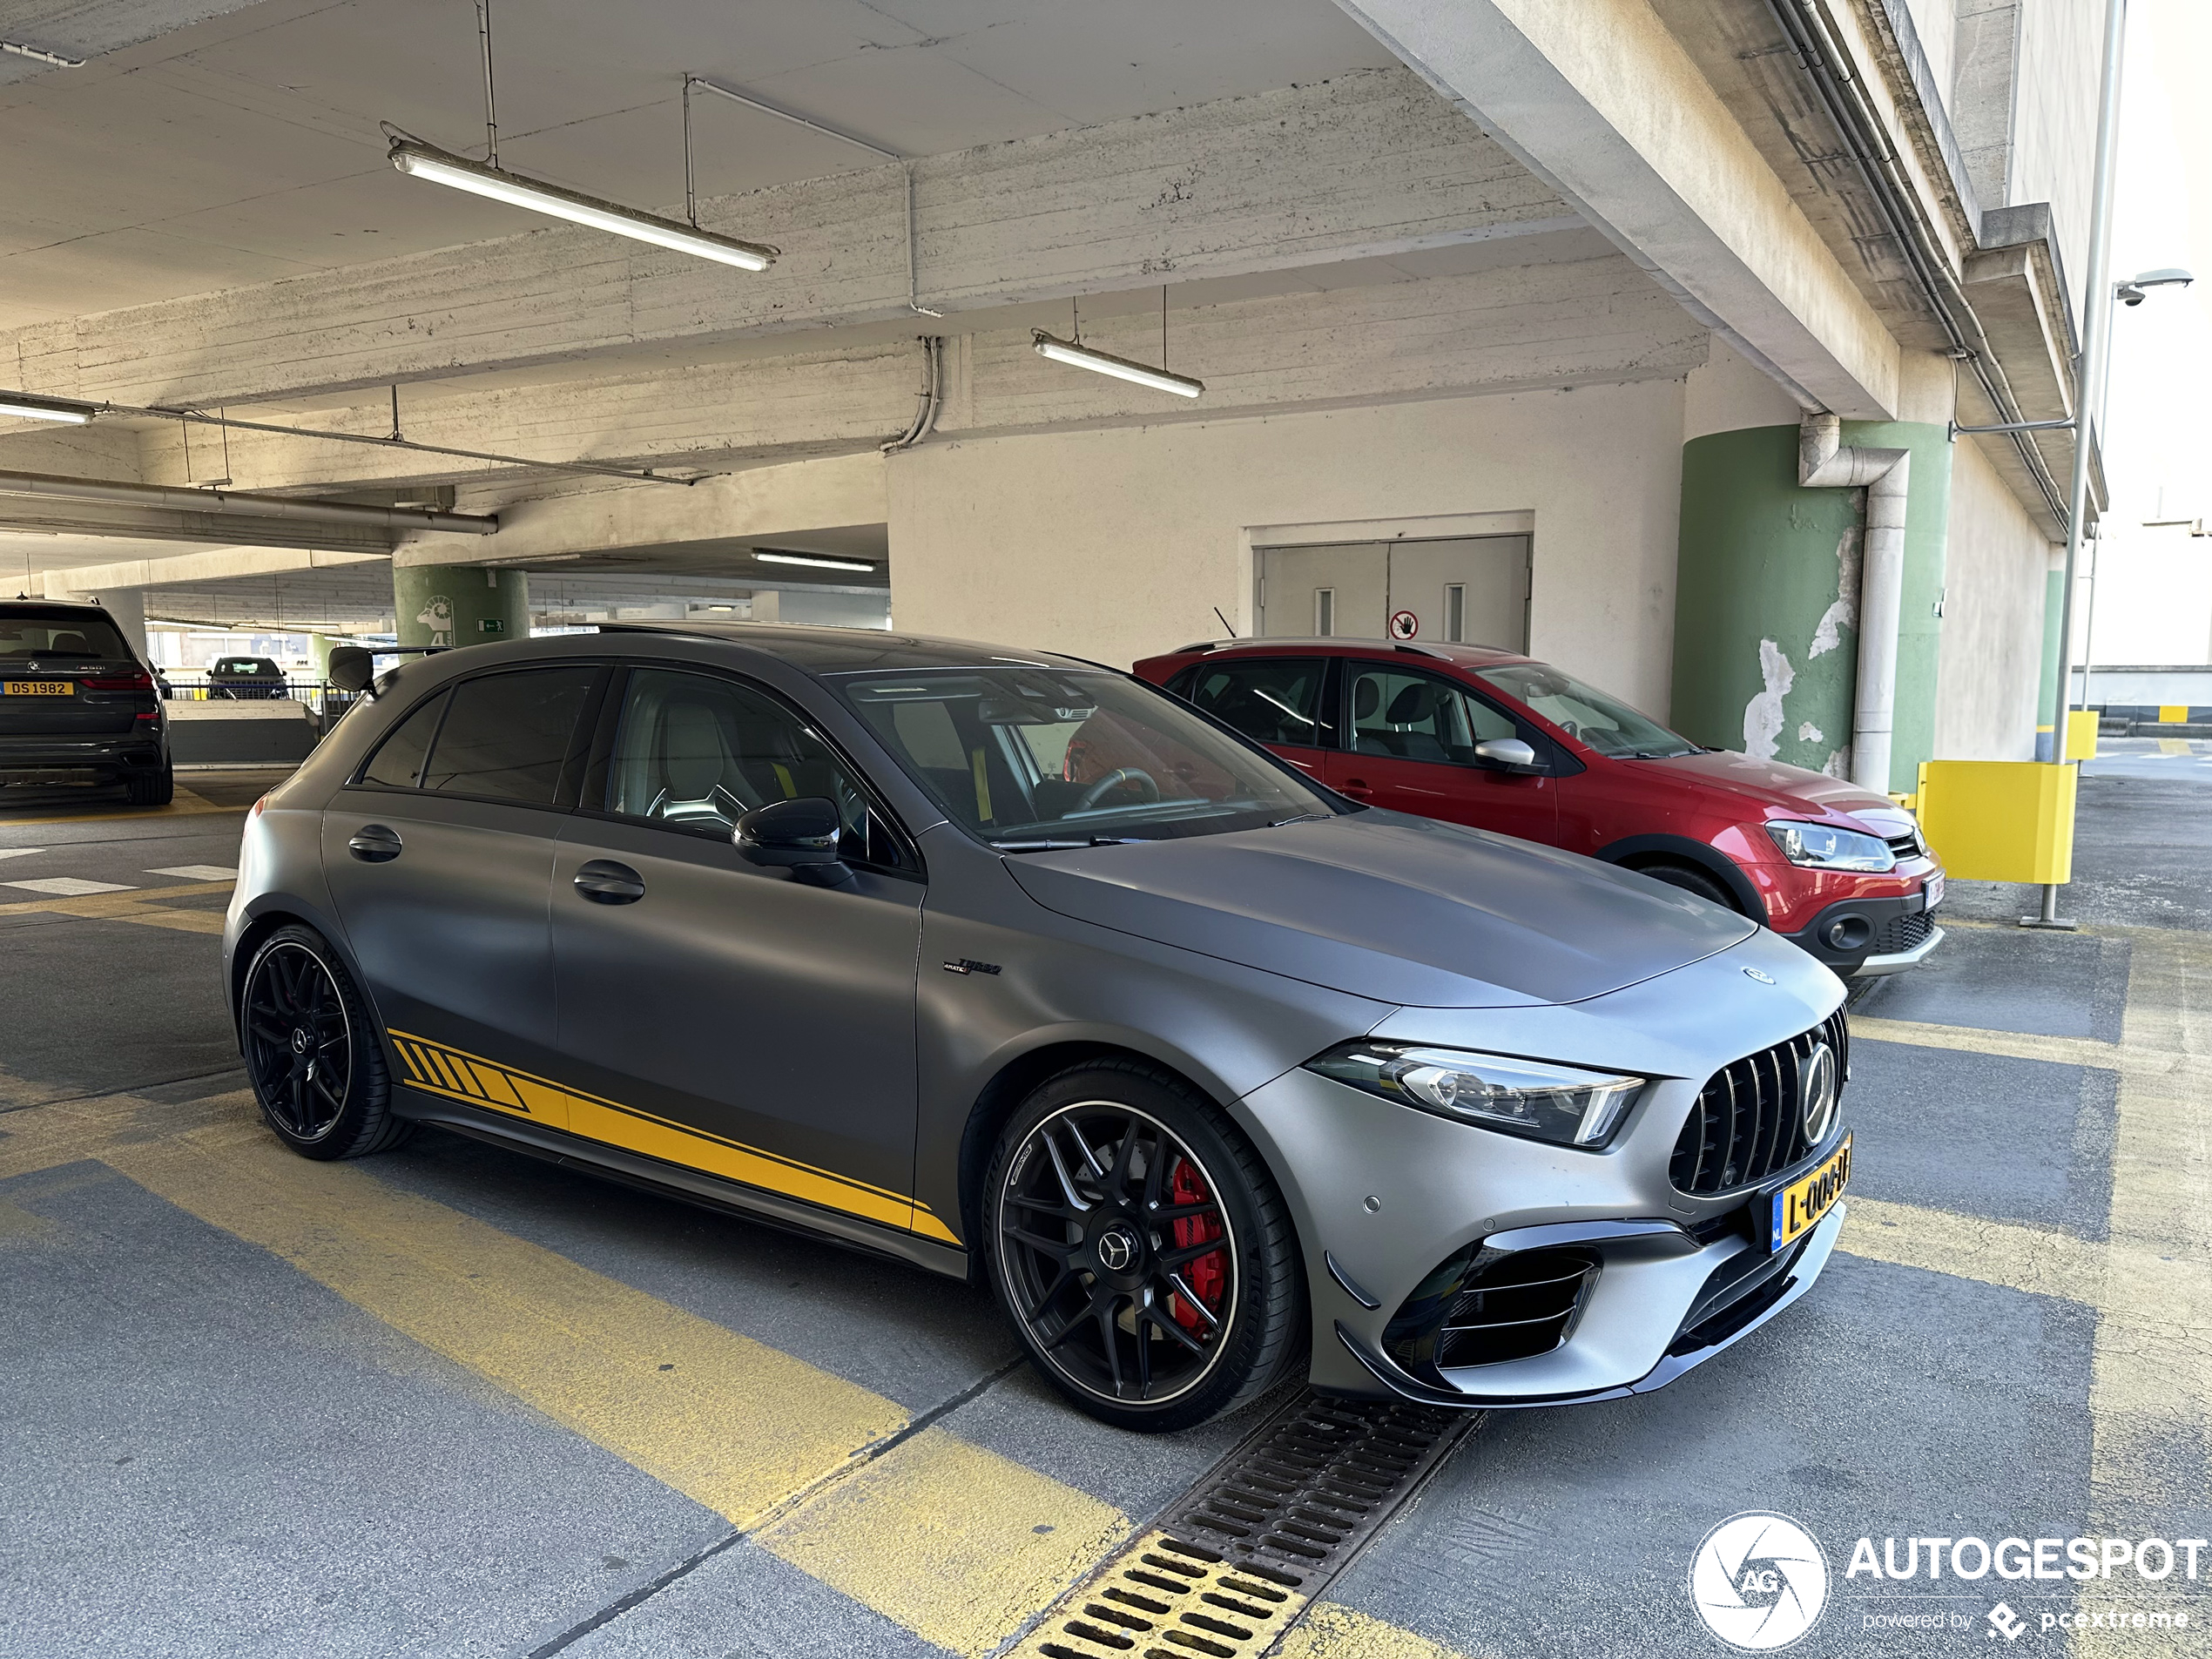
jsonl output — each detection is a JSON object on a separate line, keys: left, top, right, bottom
{"left": 1006, "top": 1394, "right": 1480, "bottom": 1659}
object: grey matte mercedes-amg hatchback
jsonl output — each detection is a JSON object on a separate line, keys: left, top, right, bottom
{"left": 224, "top": 624, "right": 1852, "bottom": 1430}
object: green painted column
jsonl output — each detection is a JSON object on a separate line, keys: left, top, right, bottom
{"left": 393, "top": 565, "right": 529, "bottom": 650}
{"left": 1671, "top": 421, "right": 1952, "bottom": 793}
{"left": 2033, "top": 567, "right": 2065, "bottom": 760}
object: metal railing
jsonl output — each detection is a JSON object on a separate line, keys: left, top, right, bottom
{"left": 159, "top": 675, "right": 364, "bottom": 733}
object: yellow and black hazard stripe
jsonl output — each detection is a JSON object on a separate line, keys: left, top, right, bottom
{"left": 387, "top": 1029, "right": 961, "bottom": 1245}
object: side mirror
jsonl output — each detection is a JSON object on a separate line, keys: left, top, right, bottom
{"left": 327, "top": 645, "right": 376, "bottom": 695}
{"left": 1474, "top": 738, "right": 1539, "bottom": 772}
{"left": 735, "top": 797, "right": 852, "bottom": 887}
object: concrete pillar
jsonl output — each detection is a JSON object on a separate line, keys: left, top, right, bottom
{"left": 393, "top": 565, "right": 529, "bottom": 649}
{"left": 1671, "top": 422, "right": 1953, "bottom": 792}
{"left": 2033, "top": 562, "right": 2066, "bottom": 761}
{"left": 52, "top": 584, "right": 151, "bottom": 664}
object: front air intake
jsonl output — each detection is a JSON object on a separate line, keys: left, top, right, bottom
{"left": 1382, "top": 1244, "right": 1597, "bottom": 1382}
{"left": 1669, "top": 1009, "right": 1848, "bottom": 1196}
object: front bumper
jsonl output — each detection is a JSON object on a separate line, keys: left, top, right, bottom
{"left": 1233, "top": 927, "right": 1851, "bottom": 1406}
{"left": 1332, "top": 1204, "right": 1844, "bottom": 1407}
{"left": 1783, "top": 890, "right": 1942, "bottom": 974}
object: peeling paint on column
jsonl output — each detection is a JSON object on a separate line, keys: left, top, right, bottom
{"left": 1807, "top": 527, "right": 1858, "bottom": 659}
{"left": 1797, "top": 721, "right": 1824, "bottom": 742}
{"left": 1743, "top": 639, "right": 1794, "bottom": 759}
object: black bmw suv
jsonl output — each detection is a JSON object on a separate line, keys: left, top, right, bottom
{"left": 0, "top": 601, "right": 172, "bottom": 806}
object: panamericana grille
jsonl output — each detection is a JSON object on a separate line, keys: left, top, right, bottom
{"left": 1872, "top": 908, "right": 1936, "bottom": 956}
{"left": 1669, "top": 1010, "right": 1847, "bottom": 1196}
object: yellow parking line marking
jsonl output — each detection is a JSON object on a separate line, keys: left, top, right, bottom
{"left": 0, "top": 786, "right": 234, "bottom": 825}
{"left": 99, "top": 1122, "right": 911, "bottom": 1531}
{"left": 757, "top": 1426, "right": 1132, "bottom": 1658}
{"left": 0, "top": 879, "right": 233, "bottom": 919}
{"left": 1839, "top": 1198, "right": 2122, "bottom": 1305}
{"left": 0, "top": 1089, "right": 1140, "bottom": 1653}
{"left": 1271, "top": 1604, "right": 1486, "bottom": 1659}
{"left": 2079, "top": 929, "right": 2212, "bottom": 1653}
{"left": 1846, "top": 1015, "right": 2211, "bottom": 1084}
{"left": 110, "top": 906, "right": 227, "bottom": 934}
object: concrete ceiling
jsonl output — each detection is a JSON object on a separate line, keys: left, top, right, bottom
{"left": 0, "top": 0, "right": 1396, "bottom": 327}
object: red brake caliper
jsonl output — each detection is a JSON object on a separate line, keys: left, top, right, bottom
{"left": 1168, "top": 1157, "right": 1225, "bottom": 1332}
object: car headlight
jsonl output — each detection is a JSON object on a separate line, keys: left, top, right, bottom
{"left": 1305, "top": 1043, "right": 1644, "bottom": 1149}
{"left": 1765, "top": 819, "right": 1895, "bottom": 873}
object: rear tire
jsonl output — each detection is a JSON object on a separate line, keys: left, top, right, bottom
{"left": 125, "top": 763, "right": 174, "bottom": 807}
{"left": 983, "top": 1060, "right": 1304, "bottom": 1433}
{"left": 1634, "top": 859, "right": 1739, "bottom": 913}
{"left": 240, "top": 923, "right": 411, "bottom": 1160}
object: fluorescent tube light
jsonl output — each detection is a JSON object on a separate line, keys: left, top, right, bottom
{"left": 752, "top": 550, "right": 879, "bottom": 572}
{"left": 388, "top": 137, "right": 778, "bottom": 272}
{"left": 1031, "top": 330, "right": 1202, "bottom": 398}
{"left": 0, "top": 393, "right": 96, "bottom": 425}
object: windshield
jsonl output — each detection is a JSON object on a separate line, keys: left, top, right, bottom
{"left": 835, "top": 666, "right": 1341, "bottom": 846}
{"left": 0, "top": 611, "right": 133, "bottom": 661}
{"left": 1474, "top": 663, "right": 1702, "bottom": 759}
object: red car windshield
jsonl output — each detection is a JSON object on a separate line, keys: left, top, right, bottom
{"left": 1475, "top": 663, "right": 1702, "bottom": 759}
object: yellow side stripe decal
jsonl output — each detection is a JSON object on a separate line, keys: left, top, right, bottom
{"left": 388, "top": 1030, "right": 961, "bottom": 1246}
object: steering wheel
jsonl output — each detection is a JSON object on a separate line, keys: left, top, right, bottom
{"left": 1075, "top": 767, "right": 1159, "bottom": 811}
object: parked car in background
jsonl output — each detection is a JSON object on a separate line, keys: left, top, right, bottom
{"left": 209, "top": 656, "right": 290, "bottom": 699}
{"left": 1135, "top": 637, "right": 1943, "bottom": 978}
{"left": 0, "top": 599, "right": 172, "bottom": 805}
{"left": 228, "top": 625, "right": 1853, "bottom": 1430}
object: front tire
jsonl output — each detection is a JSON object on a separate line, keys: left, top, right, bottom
{"left": 1634, "top": 859, "right": 1739, "bottom": 912}
{"left": 239, "top": 924, "right": 410, "bottom": 1160}
{"left": 984, "top": 1060, "right": 1304, "bottom": 1432}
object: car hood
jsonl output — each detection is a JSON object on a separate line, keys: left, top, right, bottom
{"left": 1003, "top": 813, "right": 1758, "bottom": 1008}
{"left": 1627, "top": 750, "right": 1909, "bottom": 833}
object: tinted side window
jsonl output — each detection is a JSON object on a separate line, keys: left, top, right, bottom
{"left": 1347, "top": 667, "right": 1514, "bottom": 762}
{"left": 1185, "top": 658, "right": 1330, "bottom": 748}
{"left": 604, "top": 668, "right": 914, "bottom": 871}
{"left": 420, "top": 667, "right": 597, "bottom": 803}
{"left": 359, "top": 690, "right": 449, "bottom": 788}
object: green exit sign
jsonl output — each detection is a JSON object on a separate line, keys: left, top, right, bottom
{"left": 478, "top": 617, "right": 505, "bottom": 635}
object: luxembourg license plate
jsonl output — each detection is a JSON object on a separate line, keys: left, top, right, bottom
{"left": 1924, "top": 871, "right": 1944, "bottom": 909}
{"left": 2, "top": 680, "right": 71, "bottom": 696}
{"left": 1770, "top": 1135, "right": 1851, "bottom": 1251}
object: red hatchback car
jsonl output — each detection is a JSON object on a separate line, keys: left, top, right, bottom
{"left": 1133, "top": 638, "right": 1944, "bottom": 978}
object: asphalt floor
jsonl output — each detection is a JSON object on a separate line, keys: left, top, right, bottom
{"left": 1, "top": 745, "right": 2207, "bottom": 1657}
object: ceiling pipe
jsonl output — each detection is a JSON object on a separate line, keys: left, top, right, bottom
{"left": 0, "top": 469, "right": 498, "bottom": 535}
{"left": 1799, "top": 414, "right": 1910, "bottom": 795}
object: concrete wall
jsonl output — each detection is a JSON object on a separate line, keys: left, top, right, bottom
{"left": 889, "top": 379, "right": 1689, "bottom": 711}
{"left": 2009, "top": 0, "right": 2101, "bottom": 289}
{"left": 1932, "top": 435, "right": 2051, "bottom": 760}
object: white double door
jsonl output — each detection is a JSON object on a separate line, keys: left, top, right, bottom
{"left": 1256, "top": 536, "right": 1529, "bottom": 649}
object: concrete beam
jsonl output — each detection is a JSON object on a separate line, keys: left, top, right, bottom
{"left": 1332, "top": 0, "right": 1902, "bottom": 418}
{"left": 421, "top": 452, "right": 892, "bottom": 571}
{"left": 40, "top": 543, "right": 388, "bottom": 592}
{"left": 0, "top": 496, "right": 395, "bottom": 553}
{"left": 0, "top": 0, "right": 267, "bottom": 84}
{"left": 111, "top": 247, "right": 1698, "bottom": 496}
{"left": 2, "top": 69, "right": 1573, "bottom": 409}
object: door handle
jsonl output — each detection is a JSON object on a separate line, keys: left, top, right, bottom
{"left": 1339, "top": 779, "right": 1372, "bottom": 799}
{"left": 573, "top": 860, "right": 645, "bottom": 904}
{"left": 347, "top": 825, "right": 402, "bottom": 862}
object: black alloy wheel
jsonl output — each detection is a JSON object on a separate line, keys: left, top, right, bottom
{"left": 988, "top": 1062, "right": 1303, "bottom": 1431}
{"left": 239, "top": 924, "right": 408, "bottom": 1160}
